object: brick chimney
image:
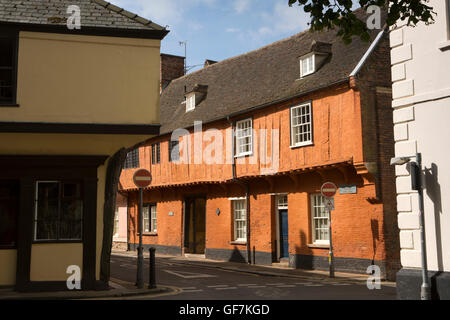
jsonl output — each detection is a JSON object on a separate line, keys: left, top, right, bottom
{"left": 160, "top": 53, "right": 185, "bottom": 92}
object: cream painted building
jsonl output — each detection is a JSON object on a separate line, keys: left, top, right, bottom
{"left": 0, "top": 0, "right": 167, "bottom": 291}
{"left": 390, "top": 0, "right": 450, "bottom": 299}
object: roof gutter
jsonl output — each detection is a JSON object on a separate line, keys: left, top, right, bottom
{"left": 349, "top": 26, "right": 386, "bottom": 77}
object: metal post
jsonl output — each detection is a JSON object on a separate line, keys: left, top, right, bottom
{"left": 416, "top": 153, "right": 431, "bottom": 300}
{"left": 136, "top": 187, "right": 144, "bottom": 289}
{"left": 149, "top": 247, "right": 156, "bottom": 289}
{"left": 328, "top": 208, "right": 335, "bottom": 278}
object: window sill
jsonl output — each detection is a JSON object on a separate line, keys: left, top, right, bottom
{"left": 439, "top": 40, "right": 450, "bottom": 51}
{"left": 230, "top": 241, "right": 247, "bottom": 246}
{"left": 308, "top": 243, "right": 330, "bottom": 249}
{"left": 142, "top": 232, "right": 158, "bottom": 237}
{"left": 235, "top": 152, "right": 253, "bottom": 158}
{"left": 0, "top": 103, "right": 20, "bottom": 108}
{"left": 290, "top": 142, "right": 314, "bottom": 149}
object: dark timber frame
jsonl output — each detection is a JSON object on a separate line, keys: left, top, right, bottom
{"left": 99, "top": 148, "right": 127, "bottom": 289}
{"left": 0, "top": 155, "right": 107, "bottom": 292}
{"left": 0, "top": 28, "right": 19, "bottom": 107}
{"left": 0, "top": 122, "right": 160, "bottom": 135}
{"left": 0, "top": 22, "right": 168, "bottom": 40}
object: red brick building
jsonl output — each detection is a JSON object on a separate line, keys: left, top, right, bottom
{"left": 119, "top": 12, "right": 400, "bottom": 279}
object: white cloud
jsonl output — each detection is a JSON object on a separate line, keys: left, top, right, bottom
{"left": 226, "top": 27, "right": 241, "bottom": 33}
{"left": 233, "top": 0, "right": 251, "bottom": 14}
{"left": 112, "top": 0, "right": 216, "bottom": 28}
{"left": 265, "top": 2, "right": 310, "bottom": 35}
{"left": 246, "top": 2, "right": 310, "bottom": 44}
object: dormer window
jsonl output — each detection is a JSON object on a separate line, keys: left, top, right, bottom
{"left": 298, "top": 41, "right": 332, "bottom": 79}
{"left": 186, "top": 93, "right": 195, "bottom": 112}
{"left": 300, "top": 54, "right": 315, "bottom": 78}
{"left": 184, "top": 84, "right": 208, "bottom": 112}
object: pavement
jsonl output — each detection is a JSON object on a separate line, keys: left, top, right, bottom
{"left": 110, "top": 252, "right": 397, "bottom": 300}
{"left": 0, "top": 250, "right": 395, "bottom": 300}
{"left": 0, "top": 278, "right": 179, "bottom": 300}
{"left": 111, "top": 250, "right": 396, "bottom": 287}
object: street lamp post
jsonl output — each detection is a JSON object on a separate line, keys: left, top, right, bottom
{"left": 391, "top": 152, "right": 431, "bottom": 300}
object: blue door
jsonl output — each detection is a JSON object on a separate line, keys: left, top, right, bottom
{"left": 279, "top": 210, "right": 289, "bottom": 259}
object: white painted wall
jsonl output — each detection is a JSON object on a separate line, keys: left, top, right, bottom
{"left": 113, "top": 206, "right": 128, "bottom": 242}
{"left": 391, "top": 0, "right": 450, "bottom": 272}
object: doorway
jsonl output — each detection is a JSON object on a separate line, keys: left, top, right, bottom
{"left": 184, "top": 196, "right": 206, "bottom": 254}
{"left": 279, "top": 209, "right": 289, "bottom": 259}
{"left": 276, "top": 195, "right": 289, "bottom": 260}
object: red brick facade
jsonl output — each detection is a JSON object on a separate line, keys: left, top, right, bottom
{"left": 120, "top": 34, "right": 400, "bottom": 280}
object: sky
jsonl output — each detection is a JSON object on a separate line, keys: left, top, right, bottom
{"left": 112, "top": 0, "right": 313, "bottom": 73}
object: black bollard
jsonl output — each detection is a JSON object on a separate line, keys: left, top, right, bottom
{"left": 148, "top": 247, "right": 156, "bottom": 289}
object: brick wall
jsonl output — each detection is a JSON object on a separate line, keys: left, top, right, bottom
{"left": 161, "top": 53, "right": 185, "bottom": 91}
{"left": 126, "top": 165, "right": 396, "bottom": 276}
{"left": 122, "top": 35, "right": 399, "bottom": 278}
{"left": 355, "top": 32, "right": 401, "bottom": 279}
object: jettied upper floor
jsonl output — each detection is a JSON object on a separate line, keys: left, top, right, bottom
{"left": 0, "top": 0, "right": 168, "bottom": 291}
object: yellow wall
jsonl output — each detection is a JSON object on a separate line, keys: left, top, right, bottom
{"left": 0, "top": 133, "right": 152, "bottom": 155}
{"left": 0, "top": 31, "right": 162, "bottom": 285}
{"left": 0, "top": 250, "right": 17, "bottom": 286}
{"left": 30, "top": 244, "right": 83, "bottom": 282}
{"left": 0, "top": 133, "right": 155, "bottom": 284}
{"left": 0, "top": 32, "right": 161, "bottom": 125}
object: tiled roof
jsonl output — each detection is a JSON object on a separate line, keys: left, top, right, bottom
{"left": 0, "top": 0, "right": 165, "bottom": 30}
{"left": 160, "top": 9, "right": 386, "bottom": 135}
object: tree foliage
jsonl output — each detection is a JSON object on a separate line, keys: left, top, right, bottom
{"left": 288, "top": 0, "right": 436, "bottom": 43}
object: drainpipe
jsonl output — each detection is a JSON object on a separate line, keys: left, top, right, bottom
{"left": 227, "top": 116, "right": 252, "bottom": 265}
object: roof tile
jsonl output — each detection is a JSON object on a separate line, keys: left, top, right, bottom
{"left": 0, "top": 0, "right": 165, "bottom": 31}
{"left": 160, "top": 9, "right": 386, "bottom": 135}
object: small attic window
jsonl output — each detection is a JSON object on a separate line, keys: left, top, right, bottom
{"left": 300, "top": 54, "right": 315, "bottom": 78}
{"left": 186, "top": 93, "right": 195, "bottom": 112}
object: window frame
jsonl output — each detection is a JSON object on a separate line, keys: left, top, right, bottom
{"left": 300, "top": 53, "right": 315, "bottom": 78}
{"left": 310, "top": 194, "right": 330, "bottom": 245}
{"left": 142, "top": 203, "right": 157, "bottom": 234}
{"left": 152, "top": 143, "right": 161, "bottom": 165}
{"left": 150, "top": 204, "right": 157, "bottom": 233}
{"left": 186, "top": 93, "right": 196, "bottom": 112}
{"left": 0, "top": 30, "right": 19, "bottom": 107}
{"left": 113, "top": 207, "right": 119, "bottom": 237}
{"left": 232, "top": 199, "right": 247, "bottom": 242}
{"left": 290, "top": 102, "right": 314, "bottom": 148}
{"left": 33, "top": 180, "right": 84, "bottom": 243}
{"left": 124, "top": 148, "right": 140, "bottom": 169}
{"left": 235, "top": 118, "right": 253, "bottom": 157}
{"left": 169, "top": 140, "right": 180, "bottom": 162}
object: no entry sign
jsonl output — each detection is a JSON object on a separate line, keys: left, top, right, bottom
{"left": 321, "top": 182, "right": 337, "bottom": 198}
{"left": 133, "top": 169, "right": 152, "bottom": 189}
